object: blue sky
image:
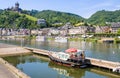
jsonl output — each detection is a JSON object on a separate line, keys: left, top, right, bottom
{"left": 0, "top": 0, "right": 120, "bottom": 18}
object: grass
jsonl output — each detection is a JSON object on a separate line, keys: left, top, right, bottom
{"left": 20, "top": 13, "right": 38, "bottom": 21}
{"left": 25, "top": 14, "right": 38, "bottom": 21}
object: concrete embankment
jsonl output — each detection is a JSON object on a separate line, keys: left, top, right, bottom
{"left": 0, "top": 62, "right": 17, "bottom": 78}
{"left": 0, "top": 58, "right": 30, "bottom": 78}
{"left": 0, "top": 43, "right": 31, "bottom": 78}
{"left": 0, "top": 43, "right": 31, "bottom": 56}
{"left": 0, "top": 47, "right": 31, "bottom": 56}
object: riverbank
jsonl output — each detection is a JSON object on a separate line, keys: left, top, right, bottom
{"left": 0, "top": 62, "right": 17, "bottom": 78}
{"left": 0, "top": 58, "right": 30, "bottom": 78}
{"left": 0, "top": 43, "right": 31, "bottom": 78}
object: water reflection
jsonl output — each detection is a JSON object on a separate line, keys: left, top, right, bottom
{"left": 49, "top": 61, "right": 86, "bottom": 78}
{"left": 3, "top": 54, "right": 49, "bottom": 67}
{"left": 49, "top": 61, "right": 120, "bottom": 78}
{"left": 3, "top": 54, "right": 120, "bottom": 78}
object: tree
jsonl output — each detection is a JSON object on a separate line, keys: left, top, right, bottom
{"left": 117, "top": 28, "right": 120, "bottom": 34}
{"left": 27, "top": 20, "right": 37, "bottom": 36}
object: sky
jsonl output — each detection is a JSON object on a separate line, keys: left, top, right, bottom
{"left": 0, "top": 0, "right": 120, "bottom": 18}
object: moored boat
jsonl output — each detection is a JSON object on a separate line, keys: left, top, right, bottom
{"left": 36, "top": 36, "right": 47, "bottom": 41}
{"left": 54, "top": 36, "right": 67, "bottom": 43}
{"left": 48, "top": 48, "right": 87, "bottom": 68}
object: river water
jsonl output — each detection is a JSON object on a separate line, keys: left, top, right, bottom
{"left": 1, "top": 38, "right": 120, "bottom": 78}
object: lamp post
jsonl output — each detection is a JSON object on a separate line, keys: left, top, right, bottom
{"left": 21, "top": 38, "right": 22, "bottom": 47}
{"left": 20, "top": 25, "right": 23, "bottom": 47}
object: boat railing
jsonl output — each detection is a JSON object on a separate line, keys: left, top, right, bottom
{"left": 69, "top": 54, "right": 84, "bottom": 61}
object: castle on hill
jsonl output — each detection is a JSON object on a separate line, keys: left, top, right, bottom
{"left": 6, "top": 2, "right": 22, "bottom": 13}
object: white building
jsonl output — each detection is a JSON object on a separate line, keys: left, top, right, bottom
{"left": 37, "top": 19, "right": 47, "bottom": 27}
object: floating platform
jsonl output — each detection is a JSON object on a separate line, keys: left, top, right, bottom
{"left": 25, "top": 47, "right": 120, "bottom": 73}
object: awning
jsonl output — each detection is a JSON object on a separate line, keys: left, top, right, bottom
{"left": 65, "top": 48, "right": 77, "bottom": 53}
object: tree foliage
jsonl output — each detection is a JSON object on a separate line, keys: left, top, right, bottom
{"left": 0, "top": 10, "right": 37, "bottom": 29}
{"left": 1, "top": 9, "right": 120, "bottom": 29}
{"left": 32, "top": 10, "right": 85, "bottom": 25}
{"left": 88, "top": 10, "right": 120, "bottom": 26}
{"left": 117, "top": 28, "right": 120, "bottom": 34}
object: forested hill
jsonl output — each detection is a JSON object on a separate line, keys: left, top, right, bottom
{"left": 1, "top": 9, "right": 120, "bottom": 28}
{"left": 30, "top": 10, "right": 120, "bottom": 26}
{"left": 0, "top": 10, "right": 85, "bottom": 28}
{"left": 32, "top": 10, "right": 85, "bottom": 24}
{"left": 88, "top": 10, "right": 120, "bottom": 26}
{"left": 0, "top": 11, "right": 37, "bottom": 29}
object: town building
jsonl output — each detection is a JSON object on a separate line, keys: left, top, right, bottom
{"left": 95, "top": 26, "right": 111, "bottom": 33}
{"left": 111, "top": 22, "right": 120, "bottom": 33}
{"left": 68, "top": 27, "right": 81, "bottom": 35}
{"left": 49, "top": 28, "right": 60, "bottom": 36}
{"left": 37, "top": 19, "right": 47, "bottom": 27}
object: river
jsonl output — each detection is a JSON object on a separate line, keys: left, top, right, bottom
{"left": 0, "top": 38, "right": 120, "bottom": 78}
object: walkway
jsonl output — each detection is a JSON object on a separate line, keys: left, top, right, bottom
{"left": 0, "top": 63, "right": 17, "bottom": 78}
{"left": 0, "top": 43, "right": 31, "bottom": 78}
{"left": 0, "top": 43, "right": 31, "bottom": 56}
{"left": 0, "top": 43, "right": 17, "bottom": 78}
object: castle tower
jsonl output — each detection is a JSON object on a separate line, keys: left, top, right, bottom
{"left": 15, "top": 2, "right": 19, "bottom": 9}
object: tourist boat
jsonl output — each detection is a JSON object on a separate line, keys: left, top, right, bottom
{"left": 54, "top": 36, "right": 67, "bottom": 43}
{"left": 48, "top": 48, "right": 87, "bottom": 68}
{"left": 36, "top": 36, "right": 47, "bottom": 41}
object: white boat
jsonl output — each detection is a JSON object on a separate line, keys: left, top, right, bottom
{"left": 113, "top": 66, "right": 120, "bottom": 73}
{"left": 81, "top": 35, "right": 88, "bottom": 38}
{"left": 81, "top": 35, "right": 93, "bottom": 38}
{"left": 54, "top": 36, "right": 67, "bottom": 43}
{"left": 36, "top": 36, "right": 47, "bottom": 41}
{"left": 48, "top": 48, "right": 87, "bottom": 68}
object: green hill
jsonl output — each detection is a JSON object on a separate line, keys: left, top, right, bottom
{"left": 0, "top": 11, "right": 37, "bottom": 29}
{"left": 1, "top": 9, "right": 120, "bottom": 28}
{"left": 32, "top": 10, "right": 85, "bottom": 25}
{"left": 88, "top": 10, "right": 120, "bottom": 26}
{"left": 20, "top": 14, "right": 38, "bottom": 21}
